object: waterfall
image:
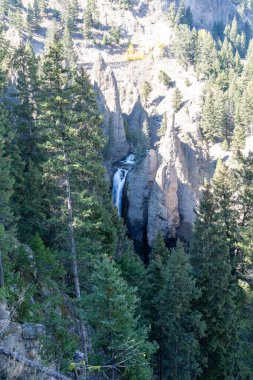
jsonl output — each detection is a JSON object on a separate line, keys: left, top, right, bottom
{"left": 112, "top": 154, "right": 135, "bottom": 216}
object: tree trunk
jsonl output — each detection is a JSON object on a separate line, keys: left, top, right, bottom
{"left": 64, "top": 151, "right": 81, "bottom": 299}
{"left": 63, "top": 150, "right": 88, "bottom": 368}
{"left": 0, "top": 251, "right": 4, "bottom": 288}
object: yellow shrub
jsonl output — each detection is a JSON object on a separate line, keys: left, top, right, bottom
{"left": 125, "top": 52, "right": 145, "bottom": 61}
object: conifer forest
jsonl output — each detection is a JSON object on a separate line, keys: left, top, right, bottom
{"left": 0, "top": 0, "right": 253, "bottom": 379}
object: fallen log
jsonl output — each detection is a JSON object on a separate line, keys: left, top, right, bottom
{"left": 0, "top": 346, "right": 72, "bottom": 380}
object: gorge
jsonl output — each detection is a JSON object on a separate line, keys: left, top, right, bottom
{"left": 1, "top": 0, "right": 253, "bottom": 379}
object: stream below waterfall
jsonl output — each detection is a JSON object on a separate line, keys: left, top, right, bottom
{"left": 112, "top": 154, "right": 135, "bottom": 216}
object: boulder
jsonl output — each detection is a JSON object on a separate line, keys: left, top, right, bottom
{"left": 21, "top": 323, "right": 46, "bottom": 340}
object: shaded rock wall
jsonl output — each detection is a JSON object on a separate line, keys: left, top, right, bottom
{"left": 92, "top": 54, "right": 129, "bottom": 162}
{"left": 184, "top": 0, "right": 236, "bottom": 29}
{"left": 126, "top": 123, "right": 210, "bottom": 252}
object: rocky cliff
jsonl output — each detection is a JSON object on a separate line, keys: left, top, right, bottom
{"left": 0, "top": 300, "right": 45, "bottom": 379}
{"left": 92, "top": 54, "right": 129, "bottom": 162}
{"left": 184, "top": 0, "right": 236, "bottom": 29}
{"left": 83, "top": 2, "right": 212, "bottom": 248}
{"left": 126, "top": 121, "right": 210, "bottom": 251}
{"left": 12, "top": 0, "right": 237, "bottom": 247}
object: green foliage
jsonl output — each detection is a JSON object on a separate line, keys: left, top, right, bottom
{"left": 110, "top": 0, "right": 131, "bottom": 10}
{"left": 146, "top": 233, "right": 169, "bottom": 358}
{"left": 158, "top": 70, "right": 171, "bottom": 87}
{"left": 158, "top": 112, "right": 168, "bottom": 138}
{"left": 102, "top": 26, "right": 121, "bottom": 46}
{"left": 201, "top": 86, "right": 227, "bottom": 142}
{"left": 10, "top": 42, "right": 47, "bottom": 242}
{"left": 0, "top": 0, "right": 10, "bottom": 17}
{"left": 172, "top": 24, "right": 197, "bottom": 68}
{"left": 114, "top": 226, "right": 149, "bottom": 324}
{"left": 62, "top": 0, "right": 79, "bottom": 32}
{"left": 0, "top": 104, "right": 15, "bottom": 230}
{"left": 83, "top": 0, "right": 99, "bottom": 38}
{"left": 167, "top": 0, "right": 193, "bottom": 28}
{"left": 85, "top": 255, "right": 154, "bottom": 379}
{"left": 185, "top": 77, "right": 191, "bottom": 87}
{"left": 27, "top": 0, "right": 41, "bottom": 32}
{"left": 157, "top": 241, "right": 205, "bottom": 379}
{"left": 190, "top": 188, "right": 241, "bottom": 379}
{"left": 141, "top": 81, "right": 152, "bottom": 105}
{"left": 0, "top": 5, "right": 253, "bottom": 379}
{"left": 62, "top": 25, "right": 77, "bottom": 69}
{"left": 172, "top": 87, "right": 183, "bottom": 112}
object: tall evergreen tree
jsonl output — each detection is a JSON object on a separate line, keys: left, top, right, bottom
{"left": 0, "top": 105, "right": 15, "bottom": 230}
{"left": 157, "top": 241, "right": 205, "bottom": 380}
{"left": 146, "top": 233, "right": 169, "bottom": 377}
{"left": 11, "top": 42, "right": 47, "bottom": 242}
{"left": 190, "top": 188, "right": 241, "bottom": 379}
{"left": 39, "top": 30, "right": 118, "bottom": 356}
{"left": 172, "top": 87, "right": 183, "bottom": 113}
{"left": 85, "top": 255, "right": 154, "bottom": 380}
{"left": 195, "top": 30, "right": 219, "bottom": 78}
{"left": 27, "top": 0, "right": 41, "bottom": 32}
{"left": 212, "top": 160, "right": 238, "bottom": 268}
{"left": 62, "top": 25, "right": 77, "bottom": 70}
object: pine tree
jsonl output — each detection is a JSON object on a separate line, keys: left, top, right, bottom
{"left": 39, "top": 28, "right": 117, "bottom": 303}
{"left": 146, "top": 233, "right": 170, "bottom": 377}
{"left": 175, "top": 0, "right": 185, "bottom": 24}
{"left": 231, "top": 123, "right": 246, "bottom": 156}
{"left": 27, "top": 1, "right": 41, "bottom": 32}
{"left": 62, "top": 0, "right": 79, "bottom": 32}
{"left": 195, "top": 30, "right": 219, "bottom": 78}
{"left": 243, "top": 39, "right": 253, "bottom": 81}
{"left": 0, "top": 105, "right": 15, "bottom": 230}
{"left": 0, "top": 28, "right": 22, "bottom": 229}
{"left": 114, "top": 226, "right": 149, "bottom": 325}
{"left": 190, "top": 188, "right": 241, "bottom": 379}
{"left": 0, "top": 0, "right": 10, "bottom": 17}
{"left": 172, "top": 87, "right": 183, "bottom": 113}
{"left": 235, "top": 50, "right": 243, "bottom": 73}
{"left": 62, "top": 25, "right": 77, "bottom": 70}
{"left": 234, "top": 154, "right": 253, "bottom": 229}
{"left": 85, "top": 255, "right": 154, "bottom": 380}
{"left": 212, "top": 160, "right": 238, "bottom": 269}
{"left": 201, "top": 86, "right": 227, "bottom": 142}
{"left": 141, "top": 81, "right": 152, "bottom": 106}
{"left": 33, "top": 0, "right": 41, "bottom": 29}
{"left": 219, "top": 37, "right": 235, "bottom": 72}
{"left": 83, "top": 0, "right": 99, "bottom": 38}
{"left": 167, "top": 0, "right": 176, "bottom": 26}
{"left": 230, "top": 17, "right": 239, "bottom": 46}
{"left": 158, "top": 70, "right": 171, "bottom": 88}
{"left": 158, "top": 112, "right": 168, "bottom": 138}
{"left": 172, "top": 24, "right": 197, "bottom": 68}
{"left": 10, "top": 42, "right": 47, "bottom": 242}
{"left": 157, "top": 241, "right": 205, "bottom": 380}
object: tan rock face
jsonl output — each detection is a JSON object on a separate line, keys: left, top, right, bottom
{"left": 92, "top": 54, "right": 129, "bottom": 162}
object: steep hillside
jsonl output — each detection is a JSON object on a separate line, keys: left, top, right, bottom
{"left": 1, "top": 0, "right": 253, "bottom": 379}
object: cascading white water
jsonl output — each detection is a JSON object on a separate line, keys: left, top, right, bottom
{"left": 112, "top": 169, "right": 128, "bottom": 216}
{"left": 112, "top": 154, "right": 135, "bottom": 216}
